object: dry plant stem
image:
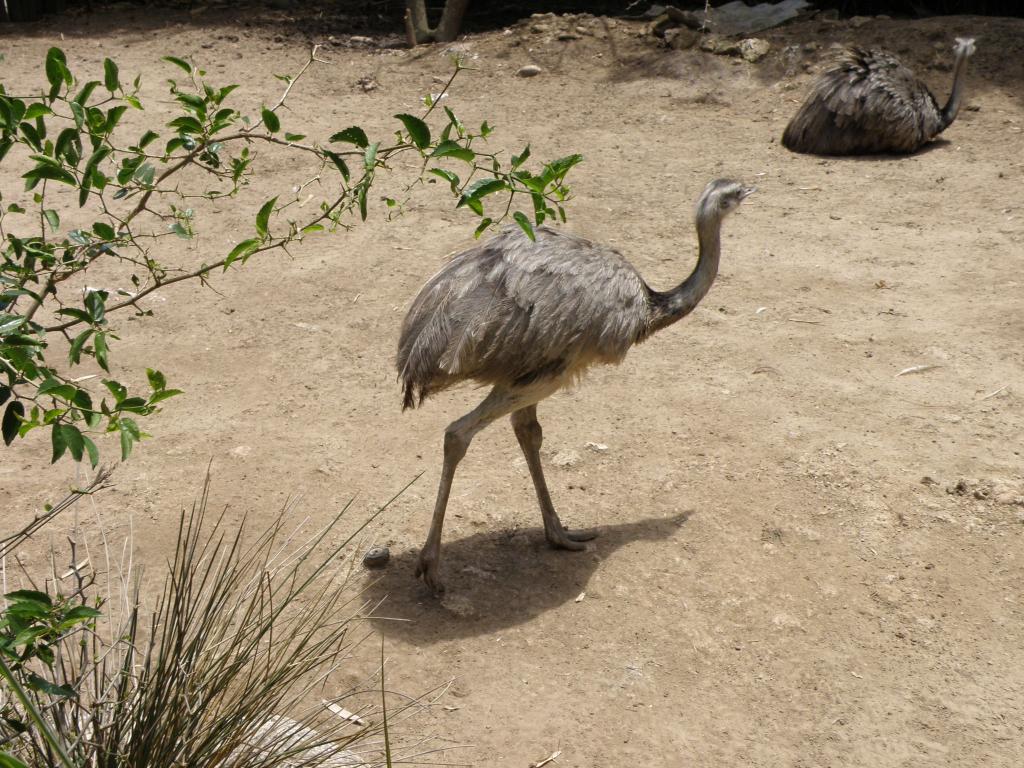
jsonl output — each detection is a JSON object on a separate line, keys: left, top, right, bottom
{"left": 0, "top": 466, "right": 114, "bottom": 559}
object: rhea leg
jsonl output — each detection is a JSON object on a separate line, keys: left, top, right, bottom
{"left": 416, "top": 387, "right": 526, "bottom": 593}
{"left": 511, "top": 405, "right": 598, "bottom": 550}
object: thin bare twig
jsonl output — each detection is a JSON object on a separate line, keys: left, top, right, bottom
{"left": 0, "top": 466, "right": 114, "bottom": 559}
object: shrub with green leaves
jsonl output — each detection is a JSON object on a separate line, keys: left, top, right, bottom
{"left": 0, "top": 46, "right": 582, "bottom": 466}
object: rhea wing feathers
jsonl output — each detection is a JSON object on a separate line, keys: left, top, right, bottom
{"left": 396, "top": 226, "right": 650, "bottom": 407}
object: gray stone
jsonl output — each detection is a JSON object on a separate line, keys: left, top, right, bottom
{"left": 362, "top": 546, "right": 390, "bottom": 568}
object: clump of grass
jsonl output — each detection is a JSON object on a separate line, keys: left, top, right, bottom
{"left": 1, "top": 474, "right": 446, "bottom": 768}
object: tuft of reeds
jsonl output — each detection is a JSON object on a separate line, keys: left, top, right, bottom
{"left": 1, "top": 474, "right": 451, "bottom": 768}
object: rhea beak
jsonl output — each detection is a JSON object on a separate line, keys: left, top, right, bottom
{"left": 739, "top": 186, "right": 757, "bottom": 200}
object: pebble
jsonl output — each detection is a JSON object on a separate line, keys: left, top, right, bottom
{"left": 516, "top": 64, "right": 543, "bottom": 77}
{"left": 362, "top": 546, "right": 390, "bottom": 569}
{"left": 739, "top": 38, "right": 770, "bottom": 63}
{"left": 551, "top": 449, "right": 580, "bottom": 468}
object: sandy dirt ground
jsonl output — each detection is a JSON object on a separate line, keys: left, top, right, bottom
{"left": 2, "top": 5, "right": 1023, "bottom": 767}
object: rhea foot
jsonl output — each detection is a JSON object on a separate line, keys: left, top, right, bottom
{"left": 414, "top": 549, "right": 445, "bottom": 595}
{"left": 545, "top": 525, "right": 599, "bottom": 550}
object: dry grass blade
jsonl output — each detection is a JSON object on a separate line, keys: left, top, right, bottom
{"left": 977, "top": 385, "right": 1008, "bottom": 401}
{"left": 1, "top": 472, "right": 450, "bottom": 768}
{"left": 0, "top": 466, "right": 114, "bottom": 560}
{"left": 895, "top": 364, "right": 941, "bottom": 377}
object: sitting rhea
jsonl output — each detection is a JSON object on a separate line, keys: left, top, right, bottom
{"left": 396, "top": 178, "right": 755, "bottom": 592}
{"left": 782, "top": 37, "right": 976, "bottom": 155}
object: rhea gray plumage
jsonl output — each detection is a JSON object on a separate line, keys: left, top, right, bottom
{"left": 782, "top": 37, "right": 976, "bottom": 156}
{"left": 396, "top": 179, "right": 754, "bottom": 592}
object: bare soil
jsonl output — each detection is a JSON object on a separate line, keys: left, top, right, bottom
{"left": 3, "top": 6, "right": 1023, "bottom": 767}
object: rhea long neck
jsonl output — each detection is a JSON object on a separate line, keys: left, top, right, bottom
{"left": 940, "top": 50, "right": 971, "bottom": 128}
{"left": 645, "top": 210, "right": 722, "bottom": 335}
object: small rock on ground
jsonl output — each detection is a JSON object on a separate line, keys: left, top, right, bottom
{"left": 362, "top": 546, "right": 390, "bottom": 568}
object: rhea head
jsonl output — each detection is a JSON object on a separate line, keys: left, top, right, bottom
{"left": 696, "top": 178, "right": 756, "bottom": 223}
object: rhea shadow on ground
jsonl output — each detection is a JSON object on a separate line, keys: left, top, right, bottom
{"left": 362, "top": 510, "right": 691, "bottom": 644}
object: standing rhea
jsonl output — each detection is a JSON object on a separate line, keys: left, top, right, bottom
{"left": 782, "top": 37, "right": 976, "bottom": 155}
{"left": 396, "top": 178, "right": 754, "bottom": 592}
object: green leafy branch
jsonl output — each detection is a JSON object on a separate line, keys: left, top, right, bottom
{"left": 0, "top": 46, "right": 582, "bottom": 467}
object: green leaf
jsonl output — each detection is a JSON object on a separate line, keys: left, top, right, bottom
{"left": 59, "top": 605, "right": 102, "bottom": 625}
{"left": 177, "top": 95, "right": 206, "bottom": 117}
{"left": 224, "top": 238, "right": 260, "bottom": 269}
{"left": 163, "top": 55, "right": 193, "bottom": 75}
{"left": 104, "top": 105, "right": 128, "bottom": 133}
{"left": 72, "top": 388, "right": 92, "bottom": 414}
{"left": 23, "top": 104, "right": 52, "bottom": 120}
{"left": 69, "top": 100, "right": 86, "bottom": 130}
{"left": 84, "top": 290, "right": 107, "bottom": 323}
{"left": 474, "top": 217, "right": 493, "bottom": 239}
{"left": 4, "top": 589, "right": 51, "bottom": 605}
{"left": 50, "top": 423, "right": 68, "bottom": 463}
{"left": 480, "top": 120, "right": 493, "bottom": 137}
{"left": 284, "top": 132, "right": 306, "bottom": 142}
{"left": 168, "top": 115, "right": 203, "bottom": 134}
{"left": 43, "top": 209, "right": 60, "bottom": 232}
{"left": 26, "top": 673, "right": 76, "bottom": 699}
{"left": 430, "top": 141, "right": 475, "bottom": 163}
{"left": 0, "top": 314, "right": 26, "bottom": 335}
{"left": 358, "top": 185, "right": 368, "bottom": 221}
{"left": 60, "top": 424, "right": 85, "bottom": 462}
{"left": 513, "top": 211, "right": 535, "bottom": 241}
{"left": 261, "top": 107, "right": 280, "bottom": 133}
{"left": 23, "top": 164, "right": 77, "bottom": 189}
{"left": 103, "top": 58, "right": 119, "bottom": 92}
{"left": 68, "top": 329, "right": 93, "bottom": 366}
{"left": 74, "top": 79, "right": 100, "bottom": 106}
{"left": 394, "top": 113, "right": 430, "bottom": 149}
{"left": 38, "top": 379, "right": 76, "bottom": 401}
{"left": 45, "top": 48, "right": 69, "bottom": 95}
{"left": 104, "top": 380, "right": 126, "bottom": 403}
{"left": 2, "top": 402, "right": 24, "bottom": 445}
{"left": 543, "top": 153, "right": 584, "bottom": 182}
{"left": 54, "top": 128, "right": 80, "bottom": 164}
{"left": 329, "top": 126, "right": 369, "bottom": 148}
{"left": 134, "top": 163, "right": 155, "bottom": 186}
{"left": 93, "top": 222, "right": 115, "bottom": 240}
{"left": 460, "top": 196, "right": 483, "bottom": 216}
{"left": 79, "top": 147, "right": 111, "bottom": 206}
{"left": 82, "top": 435, "right": 99, "bottom": 468}
{"left": 118, "top": 418, "right": 140, "bottom": 460}
{"left": 364, "top": 142, "right": 379, "bottom": 170}
{"left": 427, "top": 167, "right": 460, "bottom": 193}
{"left": 137, "top": 129, "right": 159, "bottom": 149}
{"left": 511, "top": 144, "right": 531, "bottom": 169}
{"left": 146, "top": 368, "right": 167, "bottom": 391}
{"left": 325, "top": 152, "right": 350, "bottom": 182}
{"left": 18, "top": 121, "right": 43, "bottom": 151}
{"left": 149, "top": 389, "right": 183, "bottom": 405}
{"left": 255, "top": 196, "right": 277, "bottom": 238}
{"left": 94, "top": 333, "right": 109, "bottom": 372}
{"left": 463, "top": 178, "right": 507, "bottom": 200}
{"left": 443, "top": 105, "right": 464, "bottom": 134}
